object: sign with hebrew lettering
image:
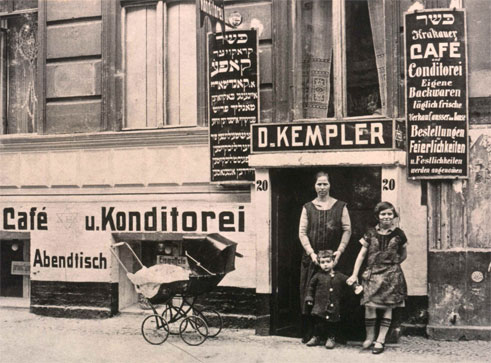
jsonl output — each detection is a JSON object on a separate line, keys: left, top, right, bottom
{"left": 405, "top": 10, "right": 468, "bottom": 179}
{"left": 208, "top": 30, "right": 258, "bottom": 183}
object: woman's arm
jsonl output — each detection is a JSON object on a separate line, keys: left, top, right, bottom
{"left": 334, "top": 206, "right": 352, "bottom": 265}
{"left": 299, "top": 207, "right": 317, "bottom": 264}
{"left": 347, "top": 246, "right": 368, "bottom": 284}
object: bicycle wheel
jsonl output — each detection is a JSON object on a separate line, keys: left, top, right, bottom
{"left": 141, "top": 314, "right": 169, "bottom": 345}
{"left": 162, "top": 304, "right": 186, "bottom": 335}
{"left": 179, "top": 315, "right": 208, "bottom": 346}
{"left": 194, "top": 308, "right": 223, "bottom": 337}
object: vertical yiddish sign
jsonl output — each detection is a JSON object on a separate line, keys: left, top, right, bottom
{"left": 208, "top": 30, "right": 258, "bottom": 183}
{"left": 405, "top": 10, "right": 468, "bottom": 179}
{"left": 198, "top": 0, "right": 225, "bottom": 28}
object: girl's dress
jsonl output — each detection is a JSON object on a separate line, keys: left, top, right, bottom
{"left": 360, "top": 226, "right": 407, "bottom": 308}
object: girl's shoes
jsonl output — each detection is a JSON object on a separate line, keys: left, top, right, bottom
{"left": 372, "top": 341, "right": 385, "bottom": 354}
{"left": 362, "top": 339, "right": 373, "bottom": 349}
{"left": 325, "top": 337, "right": 335, "bottom": 349}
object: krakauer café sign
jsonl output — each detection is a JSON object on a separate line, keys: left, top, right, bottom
{"left": 251, "top": 119, "right": 405, "bottom": 152}
{"left": 405, "top": 10, "right": 469, "bottom": 179}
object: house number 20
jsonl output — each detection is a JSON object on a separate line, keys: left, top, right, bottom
{"left": 382, "top": 178, "right": 396, "bottom": 191}
{"left": 256, "top": 180, "right": 269, "bottom": 191}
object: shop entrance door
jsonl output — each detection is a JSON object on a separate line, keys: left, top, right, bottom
{"left": 0, "top": 240, "right": 24, "bottom": 297}
{"left": 271, "top": 167, "right": 381, "bottom": 338}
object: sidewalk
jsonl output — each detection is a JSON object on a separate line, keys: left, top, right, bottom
{"left": 1, "top": 306, "right": 490, "bottom": 363}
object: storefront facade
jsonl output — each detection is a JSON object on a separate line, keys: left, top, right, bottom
{"left": 1, "top": 193, "right": 254, "bottom": 318}
{"left": 0, "top": 0, "right": 490, "bottom": 340}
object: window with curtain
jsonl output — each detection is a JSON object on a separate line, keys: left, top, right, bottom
{"left": 0, "top": 0, "right": 38, "bottom": 134}
{"left": 122, "top": 0, "right": 197, "bottom": 129}
{"left": 297, "top": 0, "right": 386, "bottom": 119}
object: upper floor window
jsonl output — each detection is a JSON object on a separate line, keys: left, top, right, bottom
{"left": 122, "top": 0, "right": 197, "bottom": 129}
{"left": 296, "top": 0, "right": 387, "bottom": 119}
{"left": 0, "top": 0, "right": 38, "bottom": 134}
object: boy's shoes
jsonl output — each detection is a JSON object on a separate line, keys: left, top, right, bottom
{"left": 325, "top": 337, "right": 335, "bottom": 349}
{"left": 372, "top": 341, "right": 385, "bottom": 354}
{"left": 306, "top": 336, "right": 321, "bottom": 346}
{"left": 301, "top": 335, "right": 311, "bottom": 344}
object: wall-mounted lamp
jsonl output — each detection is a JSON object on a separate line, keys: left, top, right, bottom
{"left": 11, "top": 243, "right": 19, "bottom": 252}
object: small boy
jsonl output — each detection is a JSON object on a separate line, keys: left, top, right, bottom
{"left": 305, "top": 250, "right": 354, "bottom": 349}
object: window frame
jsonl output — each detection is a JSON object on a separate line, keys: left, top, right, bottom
{"left": 288, "top": 0, "right": 401, "bottom": 122}
{"left": 120, "top": 0, "right": 203, "bottom": 131}
{"left": 0, "top": 5, "right": 38, "bottom": 135}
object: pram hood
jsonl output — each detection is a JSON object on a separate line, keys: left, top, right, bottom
{"left": 183, "top": 233, "right": 238, "bottom": 275}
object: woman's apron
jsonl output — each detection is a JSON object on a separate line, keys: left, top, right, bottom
{"left": 299, "top": 200, "right": 345, "bottom": 315}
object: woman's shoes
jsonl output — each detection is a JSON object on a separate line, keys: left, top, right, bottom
{"left": 372, "top": 341, "right": 385, "bottom": 354}
{"left": 362, "top": 339, "right": 373, "bottom": 349}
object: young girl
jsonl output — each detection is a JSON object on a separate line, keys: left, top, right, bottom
{"left": 347, "top": 201, "right": 408, "bottom": 354}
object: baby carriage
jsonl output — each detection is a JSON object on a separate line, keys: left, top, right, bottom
{"left": 111, "top": 233, "right": 240, "bottom": 346}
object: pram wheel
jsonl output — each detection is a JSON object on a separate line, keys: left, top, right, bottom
{"left": 179, "top": 315, "right": 208, "bottom": 346}
{"left": 141, "top": 314, "right": 169, "bottom": 345}
{"left": 162, "top": 305, "right": 186, "bottom": 335}
{"left": 194, "top": 308, "right": 223, "bottom": 337}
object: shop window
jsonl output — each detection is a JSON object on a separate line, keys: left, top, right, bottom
{"left": 122, "top": 0, "right": 197, "bottom": 129}
{"left": 296, "top": 0, "right": 387, "bottom": 119}
{"left": 0, "top": 0, "right": 38, "bottom": 134}
{"left": 155, "top": 241, "right": 188, "bottom": 268}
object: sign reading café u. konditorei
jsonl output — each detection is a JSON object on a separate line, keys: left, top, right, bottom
{"left": 208, "top": 30, "right": 258, "bottom": 183}
{"left": 405, "top": 10, "right": 468, "bottom": 179}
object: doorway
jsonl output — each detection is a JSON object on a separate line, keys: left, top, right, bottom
{"left": 271, "top": 167, "right": 381, "bottom": 338}
{"left": 0, "top": 240, "right": 27, "bottom": 297}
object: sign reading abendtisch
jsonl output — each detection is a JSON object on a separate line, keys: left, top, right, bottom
{"left": 405, "top": 10, "right": 468, "bottom": 179}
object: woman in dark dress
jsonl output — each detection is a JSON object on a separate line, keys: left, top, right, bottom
{"left": 298, "top": 171, "right": 352, "bottom": 343}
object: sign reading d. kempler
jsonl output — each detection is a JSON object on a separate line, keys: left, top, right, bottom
{"left": 251, "top": 120, "right": 399, "bottom": 152}
{"left": 405, "top": 10, "right": 468, "bottom": 179}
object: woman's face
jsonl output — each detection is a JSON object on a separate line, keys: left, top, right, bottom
{"left": 378, "top": 208, "right": 395, "bottom": 227}
{"left": 315, "top": 175, "right": 330, "bottom": 197}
